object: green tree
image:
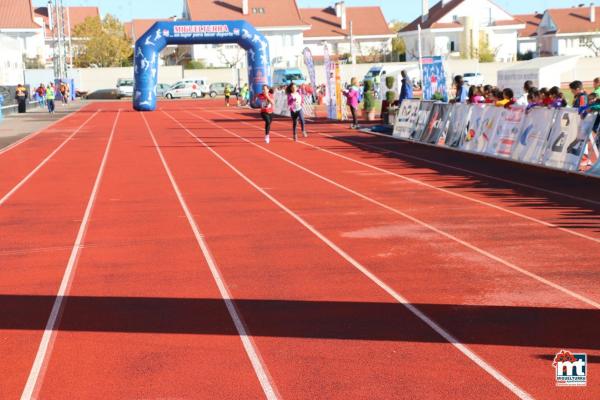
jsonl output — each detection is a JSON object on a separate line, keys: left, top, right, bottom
{"left": 185, "top": 60, "right": 206, "bottom": 70}
{"left": 389, "top": 20, "right": 407, "bottom": 57}
{"left": 72, "top": 14, "right": 133, "bottom": 67}
{"left": 478, "top": 35, "right": 496, "bottom": 63}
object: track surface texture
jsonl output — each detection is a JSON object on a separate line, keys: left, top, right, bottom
{"left": 1, "top": 100, "right": 598, "bottom": 399}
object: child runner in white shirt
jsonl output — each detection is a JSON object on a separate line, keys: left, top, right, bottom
{"left": 286, "top": 83, "right": 307, "bottom": 141}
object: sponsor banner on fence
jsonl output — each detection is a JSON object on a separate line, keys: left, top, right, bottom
{"left": 273, "top": 90, "right": 290, "bottom": 116}
{"left": 411, "top": 101, "right": 434, "bottom": 141}
{"left": 588, "top": 158, "right": 600, "bottom": 176}
{"left": 543, "top": 109, "right": 592, "bottom": 171}
{"left": 393, "top": 99, "right": 420, "bottom": 139}
{"left": 444, "top": 103, "right": 471, "bottom": 148}
{"left": 462, "top": 105, "right": 502, "bottom": 153}
{"left": 486, "top": 106, "right": 526, "bottom": 157}
{"left": 422, "top": 56, "right": 448, "bottom": 102}
{"left": 511, "top": 107, "right": 556, "bottom": 164}
{"left": 420, "top": 103, "right": 452, "bottom": 144}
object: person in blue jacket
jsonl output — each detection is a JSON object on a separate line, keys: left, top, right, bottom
{"left": 399, "top": 70, "right": 413, "bottom": 103}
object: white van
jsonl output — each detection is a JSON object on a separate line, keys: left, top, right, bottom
{"left": 164, "top": 82, "right": 204, "bottom": 99}
{"left": 170, "top": 78, "right": 210, "bottom": 97}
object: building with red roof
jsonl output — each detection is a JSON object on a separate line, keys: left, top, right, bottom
{"left": 514, "top": 13, "right": 542, "bottom": 56}
{"left": 398, "top": 0, "right": 524, "bottom": 62}
{"left": 536, "top": 5, "right": 600, "bottom": 57}
{"left": 300, "top": 4, "right": 394, "bottom": 59}
{"left": 0, "top": 0, "right": 44, "bottom": 83}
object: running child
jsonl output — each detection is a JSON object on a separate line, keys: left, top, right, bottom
{"left": 224, "top": 84, "right": 231, "bottom": 107}
{"left": 343, "top": 78, "right": 360, "bottom": 129}
{"left": 256, "top": 85, "right": 274, "bottom": 144}
{"left": 286, "top": 83, "right": 307, "bottom": 141}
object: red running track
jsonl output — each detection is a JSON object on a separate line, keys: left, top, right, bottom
{"left": 1, "top": 100, "right": 599, "bottom": 399}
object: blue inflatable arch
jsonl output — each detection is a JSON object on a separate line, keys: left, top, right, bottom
{"left": 133, "top": 20, "right": 271, "bottom": 111}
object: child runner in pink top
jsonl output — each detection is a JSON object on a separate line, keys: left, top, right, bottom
{"left": 343, "top": 78, "right": 360, "bottom": 129}
{"left": 287, "top": 83, "right": 307, "bottom": 141}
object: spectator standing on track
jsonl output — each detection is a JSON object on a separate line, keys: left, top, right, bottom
{"left": 343, "top": 77, "right": 360, "bottom": 129}
{"left": 59, "top": 81, "right": 69, "bottom": 105}
{"left": 452, "top": 75, "right": 467, "bottom": 103}
{"left": 516, "top": 80, "right": 533, "bottom": 106}
{"left": 238, "top": 83, "right": 248, "bottom": 107}
{"left": 286, "top": 83, "right": 307, "bottom": 142}
{"left": 46, "top": 83, "right": 56, "bottom": 114}
{"left": 224, "top": 84, "right": 231, "bottom": 107}
{"left": 569, "top": 80, "right": 588, "bottom": 115}
{"left": 398, "top": 70, "right": 413, "bottom": 104}
{"left": 256, "top": 85, "right": 274, "bottom": 144}
{"left": 15, "top": 84, "right": 28, "bottom": 114}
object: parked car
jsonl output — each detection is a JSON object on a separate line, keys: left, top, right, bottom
{"left": 170, "top": 78, "right": 210, "bottom": 97}
{"left": 209, "top": 82, "right": 237, "bottom": 98}
{"left": 463, "top": 72, "right": 484, "bottom": 86}
{"left": 116, "top": 78, "right": 134, "bottom": 99}
{"left": 273, "top": 68, "right": 306, "bottom": 86}
{"left": 163, "top": 82, "right": 203, "bottom": 99}
{"left": 156, "top": 83, "right": 172, "bottom": 97}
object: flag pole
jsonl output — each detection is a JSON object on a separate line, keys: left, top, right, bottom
{"left": 418, "top": 23, "right": 424, "bottom": 91}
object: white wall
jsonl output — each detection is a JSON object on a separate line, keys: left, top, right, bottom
{"left": 75, "top": 66, "right": 183, "bottom": 92}
{"left": 0, "top": 34, "right": 25, "bottom": 85}
{"left": 487, "top": 29, "right": 518, "bottom": 62}
{"left": 518, "top": 39, "right": 536, "bottom": 55}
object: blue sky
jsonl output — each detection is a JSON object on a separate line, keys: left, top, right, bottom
{"left": 32, "top": 0, "right": 592, "bottom": 22}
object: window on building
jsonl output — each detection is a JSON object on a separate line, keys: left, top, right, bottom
{"left": 450, "top": 41, "right": 455, "bottom": 52}
{"left": 579, "top": 36, "right": 588, "bottom": 47}
{"left": 252, "top": 7, "right": 265, "bottom": 14}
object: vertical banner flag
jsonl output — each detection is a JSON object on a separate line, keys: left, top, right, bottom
{"left": 335, "top": 62, "right": 343, "bottom": 120}
{"left": 302, "top": 47, "right": 317, "bottom": 91}
{"left": 462, "top": 105, "right": 502, "bottom": 153}
{"left": 421, "top": 56, "right": 448, "bottom": 102}
{"left": 444, "top": 103, "right": 471, "bottom": 148}
{"left": 393, "top": 99, "right": 421, "bottom": 139}
{"left": 411, "top": 101, "right": 434, "bottom": 140}
{"left": 323, "top": 44, "right": 337, "bottom": 120}
{"left": 543, "top": 110, "right": 593, "bottom": 171}
{"left": 511, "top": 108, "right": 556, "bottom": 164}
{"left": 486, "top": 106, "right": 526, "bottom": 157}
{"left": 420, "top": 103, "right": 452, "bottom": 144}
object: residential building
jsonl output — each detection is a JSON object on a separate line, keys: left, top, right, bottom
{"left": 0, "top": 0, "right": 43, "bottom": 84}
{"left": 33, "top": 6, "right": 100, "bottom": 66}
{"left": 515, "top": 13, "right": 542, "bottom": 57}
{"left": 300, "top": 4, "right": 394, "bottom": 59}
{"left": 537, "top": 5, "right": 600, "bottom": 57}
{"left": 183, "top": 0, "right": 310, "bottom": 68}
{"left": 399, "top": 0, "right": 525, "bottom": 62}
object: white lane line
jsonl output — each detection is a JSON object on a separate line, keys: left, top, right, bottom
{"left": 216, "top": 113, "right": 600, "bottom": 245}
{"left": 20, "top": 110, "right": 121, "bottom": 400}
{"left": 0, "top": 110, "right": 100, "bottom": 207}
{"left": 0, "top": 104, "right": 90, "bottom": 156}
{"left": 164, "top": 110, "right": 533, "bottom": 400}
{"left": 186, "top": 110, "right": 600, "bottom": 310}
{"left": 141, "top": 113, "right": 279, "bottom": 400}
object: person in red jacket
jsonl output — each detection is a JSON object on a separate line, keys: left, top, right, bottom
{"left": 256, "top": 85, "right": 274, "bottom": 144}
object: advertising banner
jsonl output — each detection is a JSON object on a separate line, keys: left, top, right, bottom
{"left": 462, "top": 105, "right": 502, "bottom": 154}
{"left": 421, "top": 56, "right": 448, "bottom": 102}
{"left": 393, "top": 99, "right": 421, "bottom": 139}
{"left": 335, "top": 62, "right": 343, "bottom": 120}
{"left": 324, "top": 44, "right": 337, "bottom": 120}
{"left": 420, "top": 103, "right": 452, "bottom": 144}
{"left": 302, "top": 47, "right": 317, "bottom": 91}
{"left": 542, "top": 109, "right": 592, "bottom": 171}
{"left": 411, "top": 101, "right": 435, "bottom": 140}
{"left": 486, "top": 106, "right": 526, "bottom": 157}
{"left": 511, "top": 108, "right": 556, "bottom": 164}
{"left": 444, "top": 103, "right": 471, "bottom": 148}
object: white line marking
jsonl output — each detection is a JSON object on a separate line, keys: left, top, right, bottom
{"left": 164, "top": 110, "right": 533, "bottom": 400}
{"left": 187, "top": 110, "right": 600, "bottom": 310}
{"left": 0, "top": 110, "right": 100, "bottom": 207}
{"left": 218, "top": 113, "right": 600, "bottom": 245}
{"left": 20, "top": 110, "right": 121, "bottom": 400}
{"left": 0, "top": 104, "right": 89, "bottom": 155}
{"left": 141, "top": 113, "right": 279, "bottom": 400}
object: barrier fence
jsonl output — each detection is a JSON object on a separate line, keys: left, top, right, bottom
{"left": 393, "top": 100, "right": 600, "bottom": 178}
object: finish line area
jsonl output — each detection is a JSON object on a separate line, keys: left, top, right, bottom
{"left": 1, "top": 100, "right": 599, "bottom": 399}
